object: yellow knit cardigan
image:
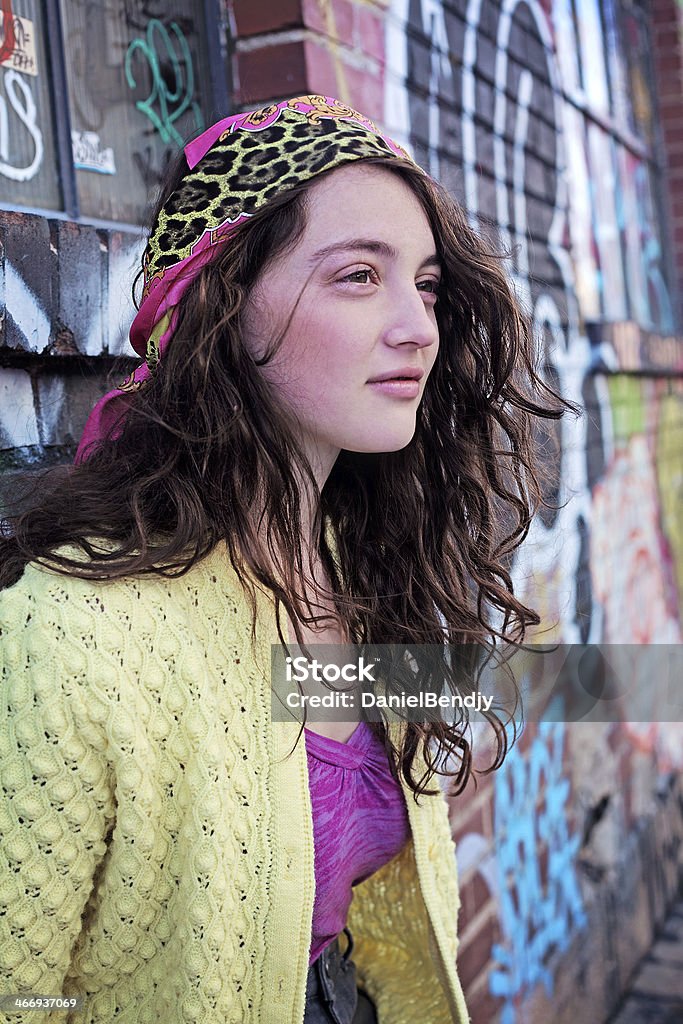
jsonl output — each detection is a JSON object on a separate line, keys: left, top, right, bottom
{"left": 0, "top": 545, "right": 470, "bottom": 1023}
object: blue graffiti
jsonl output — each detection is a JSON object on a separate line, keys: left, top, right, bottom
{"left": 633, "top": 163, "right": 675, "bottom": 333}
{"left": 125, "top": 19, "right": 204, "bottom": 147}
{"left": 490, "top": 716, "right": 587, "bottom": 1023}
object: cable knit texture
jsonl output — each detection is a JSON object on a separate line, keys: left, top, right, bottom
{"left": 0, "top": 544, "right": 470, "bottom": 1023}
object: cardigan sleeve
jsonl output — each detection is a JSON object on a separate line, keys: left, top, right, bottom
{"left": 0, "top": 569, "right": 116, "bottom": 1012}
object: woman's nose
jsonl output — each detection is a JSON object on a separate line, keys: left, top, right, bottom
{"left": 381, "top": 288, "right": 439, "bottom": 349}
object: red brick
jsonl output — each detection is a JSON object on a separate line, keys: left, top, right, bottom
{"left": 665, "top": 155, "right": 683, "bottom": 175}
{"left": 355, "top": 6, "right": 386, "bottom": 64}
{"left": 235, "top": 41, "right": 308, "bottom": 105}
{"left": 650, "top": 0, "right": 678, "bottom": 24}
{"left": 658, "top": 93, "right": 683, "bottom": 111}
{"left": 452, "top": 800, "right": 486, "bottom": 842}
{"left": 341, "top": 61, "right": 384, "bottom": 120}
{"left": 657, "top": 85, "right": 683, "bottom": 104}
{"left": 231, "top": 0, "right": 304, "bottom": 37}
{"left": 652, "top": 26, "right": 683, "bottom": 50}
{"left": 457, "top": 913, "right": 500, "bottom": 991}
{"left": 464, "top": 982, "right": 504, "bottom": 1024}
{"left": 654, "top": 52, "right": 683, "bottom": 75}
{"left": 301, "top": 37, "right": 383, "bottom": 115}
{"left": 303, "top": 39, "right": 341, "bottom": 96}
{"left": 302, "top": 0, "right": 355, "bottom": 47}
{"left": 459, "top": 871, "right": 495, "bottom": 928}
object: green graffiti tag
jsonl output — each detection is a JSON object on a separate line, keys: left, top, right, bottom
{"left": 125, "top": 19, "right": 203, "bottom": 147}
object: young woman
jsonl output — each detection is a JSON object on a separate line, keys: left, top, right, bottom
{"left": 0, "top": 95, "right": 569, "bottom": 1024}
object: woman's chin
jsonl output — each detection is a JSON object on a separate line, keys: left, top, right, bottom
{"left": 344, "top": 431, "right": 417, "bottom": 454}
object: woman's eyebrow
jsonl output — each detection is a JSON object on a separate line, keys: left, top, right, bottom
{"left": 306, "top": 238, "right": 441, "bottom": 270}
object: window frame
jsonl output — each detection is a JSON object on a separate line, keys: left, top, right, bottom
{"left": 0, "top": 0, "right": 232, "bottom": 229}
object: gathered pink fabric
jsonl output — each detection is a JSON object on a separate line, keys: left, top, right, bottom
{"left": 304, "top": 723, "right": 411, "bottom": 965}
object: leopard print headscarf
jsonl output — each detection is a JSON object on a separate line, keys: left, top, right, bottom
{"left": 76, "top": 95, "right": 416, "bottom": 461}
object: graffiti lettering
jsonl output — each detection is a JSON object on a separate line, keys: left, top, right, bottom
{"left": 124, "top": 19, "right": 203, "bottom": 147}
{"left": 131, "top": 142, "right": 174, "bottom": 189}
{"left": 0, "top": 13, "right": 36, "bottom": 76}
{"left": 0, "top": 0, "right": 15, "bottom": 65}
{"left": 0, "top": 69, "right": 43, "bottom": 181}
{"left": 72, "top": 129, "right": 116, "bottom": 174}
{"left": 490, "top": 720, "right": 587, "bottom": 1022}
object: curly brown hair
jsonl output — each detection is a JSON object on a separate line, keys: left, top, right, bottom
{"left": 0, "top": 153, "right": 577, "bottom": 798}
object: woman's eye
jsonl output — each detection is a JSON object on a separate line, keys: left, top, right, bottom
{"left": 338, "top": 270, "right": 440, "bottom": 299}
{"left": 417, "top": 279, "right": 441, "bottom": 300}
{"left": 341, "top": 269, "right": 376, "bottom": 285}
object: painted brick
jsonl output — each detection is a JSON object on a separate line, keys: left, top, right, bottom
{"left": 231, "top": 0, "right": 304, "bottom": 37}
{"left": 51, "top": 221, "right": 105, "bottom": 357}
{"left": 106, "top": 232, "right": 143, "bottom": 357}
{"left": 0, "top": 368, "right": 39, "bottom": 448}
{"left": 235, "top": 41, "right": 309, "bottom": 105}
{"left": 404, "top": 30, "right": 432, "bottom": 99}
{"left": 0, "top": 213, "right": 53, "bottom": 352}
{"left": 34, "top": 372, "right": 111, "bottom": 449}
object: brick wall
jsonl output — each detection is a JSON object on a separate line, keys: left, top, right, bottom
{"left": 651, "top": 0, "right": 683, "bottom": 327}
{"left": 230, "top": 0, "right": 386, "bottom": 118}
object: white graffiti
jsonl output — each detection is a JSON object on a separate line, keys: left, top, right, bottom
{"left": 0, "top": 68, "right": 43, "bottom": 182}
{"left": 387, "top": 0, "right": 591, "bottom": 641}
{"left": 383, "top": 0, "right": 413, "bottom": 156}
{"left": 462, "top": 0, "right": 484, "bottom": 228}
{"left": 456, "top": 831, "right": 499, "bottom": 899}
{"left": 420, "top": 0, "right": 452, "bottom": 181}
{"left": 4, "top": 258, "right": 51, "bottom": 349}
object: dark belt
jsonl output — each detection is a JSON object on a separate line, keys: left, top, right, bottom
{"left": 304, "top": 928, "right": 378, "bottom": 1024}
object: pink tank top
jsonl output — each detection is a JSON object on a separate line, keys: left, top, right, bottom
{"left": 304, "top": 721, "right": 411, "bottom": 964}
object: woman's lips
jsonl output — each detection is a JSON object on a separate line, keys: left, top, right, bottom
{"left": 367, "top": 379, "right": 420, "bottom": 398}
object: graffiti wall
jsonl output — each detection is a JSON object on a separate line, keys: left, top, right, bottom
{"left": 0, "top": 0, "right": 227, "bottom": 485}
{"left": 383, "top": 1, "right": 683, "bottom": 1021}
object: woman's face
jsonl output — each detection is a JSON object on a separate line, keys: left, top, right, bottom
{"left": 243, "top": 163, "right": 441, "bottom": 478}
